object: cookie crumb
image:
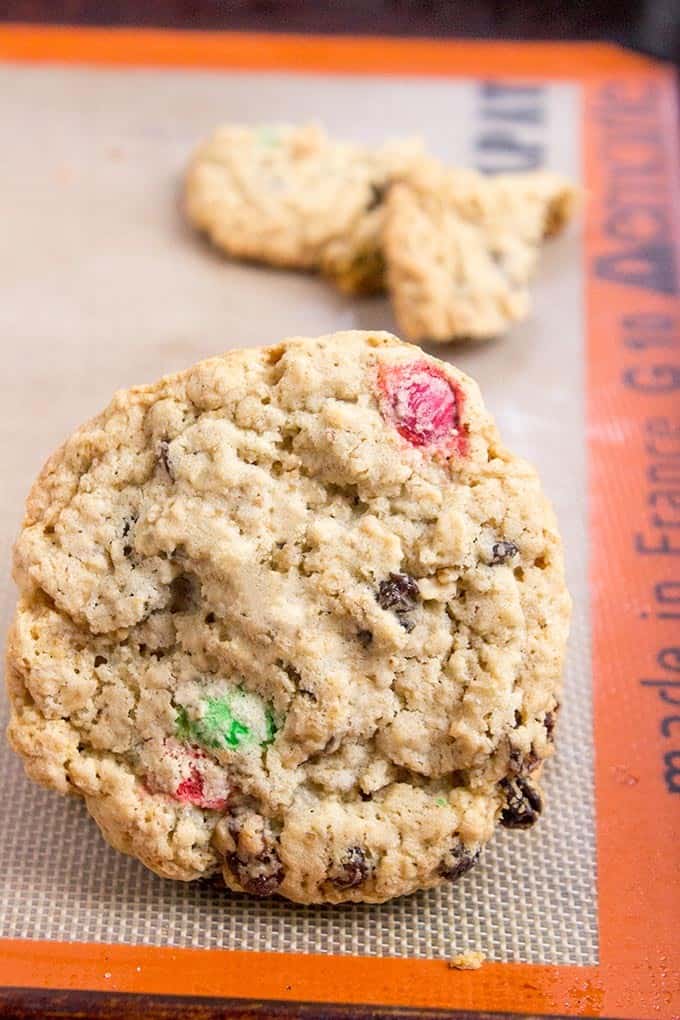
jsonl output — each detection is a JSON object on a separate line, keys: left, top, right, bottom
{"left": 448, "top": 951, "right": 485, "bottom": 971}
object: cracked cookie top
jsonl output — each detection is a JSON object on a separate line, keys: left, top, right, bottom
{"left": 7, "top": 330, "right": 570, "bottom": 903}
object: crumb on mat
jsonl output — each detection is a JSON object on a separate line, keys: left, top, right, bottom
{"left": 448, "top": 951, "right": 485, "bottom": 970}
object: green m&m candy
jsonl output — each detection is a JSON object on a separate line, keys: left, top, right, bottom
{"left": 176, "top": 688, "right": 277, "bottom": 752}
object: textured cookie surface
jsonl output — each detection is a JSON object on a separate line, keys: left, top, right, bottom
{"left": 384, "top": 160, "right": 577, "bottom": 342}
{"left": 185, "top": 123, "right": 420, "bottom": 295}
{"left": 7, "top": 331, "right": 570, "bottom": 904}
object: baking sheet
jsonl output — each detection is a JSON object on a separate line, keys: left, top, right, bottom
{"left": 0, "top": 63, "right": 594, "bottom": 966}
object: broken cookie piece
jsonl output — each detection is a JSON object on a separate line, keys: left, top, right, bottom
{"left": 384, "top": 158, "right": 577, "bottom": 343}
{"left": 185, "top": 122, "right": 422, "bottom": 295}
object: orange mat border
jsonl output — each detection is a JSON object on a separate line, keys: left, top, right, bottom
{"left": 0, "top": 24, "right": 663, "bottom": 77}
{"left": 0, "top": 24, "right": 678, "bottom": 1020}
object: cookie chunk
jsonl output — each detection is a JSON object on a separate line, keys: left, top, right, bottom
{"left": 384, "top": 159, "right": 577, "bottom": 342}
{"left": 7, "top": 331, "right": 570, "bottom": 904}
{"left": 449, "top": 950, "right": 485, "bottom": 970}
{"left": 185, "top": 123, "right": 421, "bottom": 295}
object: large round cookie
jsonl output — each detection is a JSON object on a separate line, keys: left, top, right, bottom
{"left": 7, "top": 331, "right": 570, "bottom": 904}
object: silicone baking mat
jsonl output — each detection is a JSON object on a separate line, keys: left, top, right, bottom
{"left": 0, "top": 25, "right": 678, "bottom": 1020}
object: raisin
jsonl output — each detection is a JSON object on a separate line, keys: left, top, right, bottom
{"left": 198, "top": 872, "right": 227, "bottom": 892}
{"left": 357, "top": 629, "right": 373, "bottom": 648}
{"left": 490, "top": 540, "right": 519, "bottom": 565}
{"left": 94, "top": 655, "right": 107, "bottom": 667}
{"left": 439, "top": 844, "right": 480, "bottom": 882}
{"left": 509, "top": 747, "right": 540, "bottom": 774}
{"left": 226, "top": 812, "right": 242, "bottom": 843}
{"left": 377, "top": 573, "right": 420, "bottom": 614}
{"left": 225, "top": 848, "right": 284, "bottom": 897}
{"left": 328, "top": 846, "right": 371, "bottom": 889}
{"left": 159, "top": 439, "right": 174, "bottom": 480}
{"left": 499, "top": 777, "right": 542, "bottom": 829}
{"left": 377, "top": 573, "right": 420, "bottom": 631}
{"left": 545, "top": 709, "right": 557, "bottom": 740}
{"left": 366, "top": 182, "right": 386, "bottom": 212}
{"left": 278, "top": 660, "right": 303, "bottom": 687}
{"left": 121, "top": 515, "right": 137, "bottom": 557}
{"left": 170, "top": 574, "right": 195, "bottom": 613}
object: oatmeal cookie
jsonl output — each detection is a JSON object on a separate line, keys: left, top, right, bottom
{"left": 384, "top": 159, "right": 576, "bottom": 342}
{"left": 185, "top": 123, "right": 421, "bottom": 295}
{"left": 7, "top": 331, "right": 570, "bottom": 903}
